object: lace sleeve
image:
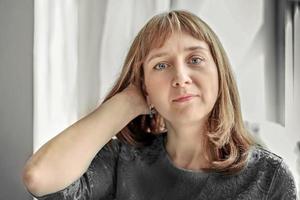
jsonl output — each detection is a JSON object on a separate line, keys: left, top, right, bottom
{"left": 30, "top": 139, "right": 121, "bottom": 200}
{"left": 266, "top": 160, "right": 298, "bottom": 200}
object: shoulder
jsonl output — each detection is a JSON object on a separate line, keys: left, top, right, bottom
{"left": 246, "top": 145, "right": 297, "bottom": 199}
{"left": 94, "top": 138, "right": 122, "bottom": 158}
{"left": 244, "top": 145, "right": 283, "bottom": 179}
{"left": 90, "top": 138, "right": 122, "bottom": 170}
{"left": 247, "top": 145, "right": 287, "bottom": 181}
{"left": 116, "top": 133, "right": 164, "bottom": 164}
{"left": 248, "top": 145, "right": 283, "bottom": 171}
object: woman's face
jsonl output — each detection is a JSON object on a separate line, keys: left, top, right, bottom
{"left": 143, "top": 31, "right": 219, "bottom": 125}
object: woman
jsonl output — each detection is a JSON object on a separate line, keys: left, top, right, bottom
{"left": 23, "top": 10, "right": 297, "bottom": 199}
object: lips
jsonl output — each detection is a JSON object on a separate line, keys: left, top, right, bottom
{"left": 172, "top": 94, "right": 197, "bottom": 102}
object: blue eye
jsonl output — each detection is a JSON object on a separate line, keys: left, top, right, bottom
{"left": 154, "top": 63, "right": 167, "bottom": 70}
{"left": 189, "top": 57, "right": 203, "bottom": 64}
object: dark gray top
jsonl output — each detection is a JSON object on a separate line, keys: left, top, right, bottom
{"left": 30, "top": 132, "right": 298, "bottom": 200}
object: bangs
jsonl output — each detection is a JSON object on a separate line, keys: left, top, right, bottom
{"left": 139, "top": 11, "right": 209, "bottom": 61}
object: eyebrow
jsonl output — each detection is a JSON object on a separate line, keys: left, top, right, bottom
{"left": 146, "top": 46, "right": 209, "bottom": 63}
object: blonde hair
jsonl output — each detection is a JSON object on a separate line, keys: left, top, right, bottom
{"left": 103, "top": 10, "right": 253, "bottom": 174}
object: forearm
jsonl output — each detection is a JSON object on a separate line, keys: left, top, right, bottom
{"left": 22, "top": 93, "right": 140, "bottom": 197}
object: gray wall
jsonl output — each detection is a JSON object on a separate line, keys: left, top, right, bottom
{"left": 0, "top": 0, "right": 33, "bottom": 199}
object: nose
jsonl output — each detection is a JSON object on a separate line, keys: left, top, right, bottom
{"left": 171, "top": 65, "right": 192, "bottom": 87}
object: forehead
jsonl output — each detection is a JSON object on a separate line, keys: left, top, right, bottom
{"left": 145, "top": 32, "right": 210, "bottom": 62}
{"left": 155, "top": 32, "right": 208, "bottom": 50}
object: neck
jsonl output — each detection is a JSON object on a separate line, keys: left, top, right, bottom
{"left": 164, "top": 120, "right": 211, "bottom": 170}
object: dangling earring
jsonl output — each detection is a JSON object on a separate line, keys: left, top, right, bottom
{"left": 149, "top": 105, "right": 156, "bottom": 118}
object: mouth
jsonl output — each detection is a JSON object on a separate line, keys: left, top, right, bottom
{"left": 172, "top": 94, "right": 198, "bottom": 102}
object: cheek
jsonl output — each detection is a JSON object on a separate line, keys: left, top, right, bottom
{"left": 145, "top": 79, "right": 170, "bottom": 106}
{"left": 197, "top": 68, "right": 219, "bottom": 100}
{"left": 209, "top": 72, "right": 219, "bottom": 102}
{"left": 144, "top": 78, "right": 161, "bottom": 101}
{"left": 145, "top": 74, "right": 168, "bottom": 92}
